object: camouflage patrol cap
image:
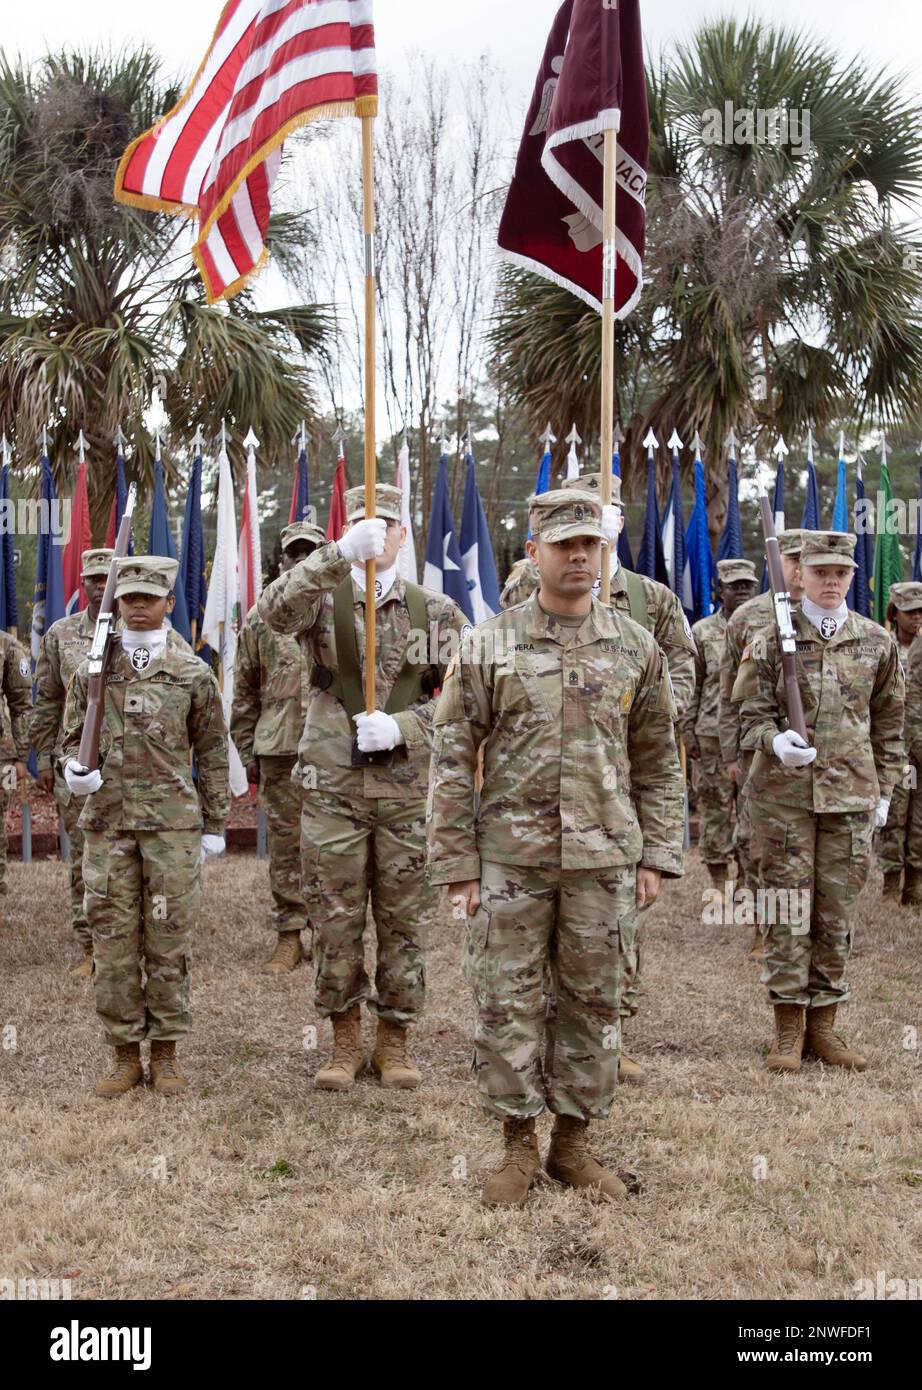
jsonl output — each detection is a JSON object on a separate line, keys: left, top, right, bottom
{"left": 344, "top": 484, "right": 403, "bottom": 524}
{"left": 81, "top": 547, "right": 114, "bottom": 578}
{"left": 799, "top": 531, "right": 858, "bottom": 569}
{"left": 717, "top": 558, "right": 757, "bottom": 586}
{"left": 778, "top": 529, "right": 805, "bottom": 556}
{"left": 528, "top": 489, "right": 606, "bottom": 544}
{"left": 562, "top": 471, "right": 622, "bottom": 506}
{"left": 889, "top": 581, "right": 922, "bottom": 612}
{"left": 114, "top": 555, "right": 180, "bottom": 598}
{"left": 280, "top": 520, "right": 327, "bottom": 552}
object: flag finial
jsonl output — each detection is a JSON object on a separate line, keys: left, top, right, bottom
{"left": 463, "top": 422, "right": 474, "bottom": 455}
{"left": 192, "top": 424, "right": 205, "bottom": 454}
{"left": 540, "top": 421, "right": 556, "bottom": 450}
{"left": 724, "top": 427, "right": 738, "bottom": 457}
{"left": 0, "top": 433, "right": 9, "bottom": 467}
{"left": 39, "top": 425, "right": 49, "bottom": 455}
{"left": 806, "top": 428, "right": 815, "bottom": 464}
{"left": 331, "top": 421, "right": 347, "bottom": 456}
{"left": 667, "top": 429, "right": 683, "bottom": 453}
{"left": 566, "top": 424, "right": 582, "bottom": 448}
{"left": 114, "top": 425, "right": 129, "bottom": 453}
{"left": 73, "top": 430, "right": 88, "bottom": 463}
{"left": 643, "top": 428, "right": 659, "bottom": 454}
{"left": 612, "top": 421, "right": 625, "bottom": 451}
{"left": 693, "top": 431, "right": 704, "bottom": 461}
{"left": 773, "top": 435, "right": 790, "bottom": 461}
{"left": 243, "top": 427, "right": 260, "bottom": 454}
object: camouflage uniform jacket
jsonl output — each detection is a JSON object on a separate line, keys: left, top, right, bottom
{"left": 0, "top": 630, "right": 32, "bottom": 762}
{"left": 719, "top": 591, "right": 780, "bottom": 765}
{"left": 739, "top": 609, "right": 905, "bottom": 812}
{"left": 257, "top": 542, "right": 467, "bottom": 800}
{"left": 231, "top": 605, "right": 307, "bottom": 762}
{"left": 427, "top": 593, "right": 685, "bottom": 884}
{"left": 61, "top": 641, "right": 229, "bottom": 834}
{"left": 902, "top": 633, "right": 922, "bottom": 764}
{"left": 500, "top": 556, "right": 696, "bottom": 718}
{"left": 681, "top": 608, "right": 728, "bottom": 744}
{"left": 33, "top": 610, "right": 190, "bottom": 772}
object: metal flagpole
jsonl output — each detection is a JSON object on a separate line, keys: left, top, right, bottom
{"left": 361, "top": 113, "right": 377, "bottom": 714}
{"left": 599, "top": 128, "right": 618, "bottom": 604}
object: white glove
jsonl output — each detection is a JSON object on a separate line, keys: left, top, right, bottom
{"left": 771, "top": 730, "right": 818, "bottom": 769}
{"left": 354, "top": 711, "right": 404, "bottom": 752}
{"left": 601, "top": 504, "right": 621, "bottom": 544}
{"left": 339, "top": 518, "right": 387, "bottom": 564}
{"left": 64, "top": 759, "right": 103, "bottom": 796}
{"left": 874, "top": 798, "right": 890, "bottom": 829}
{"left": 200, "top": 834, "right": 226, "bottom": 864}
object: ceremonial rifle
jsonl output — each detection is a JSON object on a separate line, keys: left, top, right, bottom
{"left": 758, "top": 465, "right": 808, "bottom": 742}
{"left": 75, "top": 484, "right": 137, "bottom": 772}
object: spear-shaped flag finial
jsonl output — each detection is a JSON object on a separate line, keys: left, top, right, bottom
{"left": 724, "top": 426, "right": 738, "bottom": 458}
{"left": 74, "top": 430, "right": 88, "bottom": 464}
{"left": 0, "top": 433, "right": 9, "bottom": 467}
{"left": 612, "top": 421, "right": 625, "bottom": 453}
{"left": 774, "top": 435, "right": 790, "bottom": 462}
{"left": 540, "top": 421, "right": 556, "bottom": 451}
{"left": 243, "top": 427, "right": 260, "bottom": 455}
{"left": 566, "top": 424, "right": 582, "bottom": 448}
{"left": 331, "top": 421, "right": 347, "bottom": 454}
{"left": 193, "top": 424, "right": 205, "bottom": 455}
{"left": 667, "top": 429, "right": 683, "bottom": 454}
{"left": 114, "top": 425, "right": 129, "bottom": 454}
{"left": 38, "top": 425, "right": 49, "bottom": 455}
{"left": 290, "top": 420, "right": 307, "bottom": 451}
{"left": 693, "top": 431, "right": 704, "bottom": 462}
{"left": 643, "top": 428, "right": 659, "bottom": 455}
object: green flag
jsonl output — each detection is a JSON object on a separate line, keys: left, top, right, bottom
{"left": 872, "top": 460, "right": 903, "bottom": 624}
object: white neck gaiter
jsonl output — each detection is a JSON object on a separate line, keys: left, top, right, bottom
{"left": 592, "top": 550, "right": 620, "bottom": 596}
{"left": 801, "top": 596, "right": 848, "bottom": 640}
{"left": 352, "top": 563, "right": 397, "bottom": 602}
{"left": 121, "top": 627, "right": 168, "bottom": 662}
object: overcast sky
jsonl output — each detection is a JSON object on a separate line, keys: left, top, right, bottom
{"left": 7, "top": 1, "right": 922, "bottom": 108}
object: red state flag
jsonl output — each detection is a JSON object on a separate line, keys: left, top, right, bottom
{"left": 498, "top": 0, "right": 649, "bottom": 317}
{"left": 326, "top": 444, "right": 348, "bottom": 541}
{"left": 115, "top": 1, "right": 378, "bottom": 303}
{"left": 62, "top": 459, "right": 92, "bottom": 614}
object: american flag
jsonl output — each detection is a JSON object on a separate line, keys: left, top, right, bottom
{"left": 115, "top": 0, "right": 377, "bottom": 302}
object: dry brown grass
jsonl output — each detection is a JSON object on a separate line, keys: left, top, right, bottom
{"left": 1, "top": 851, "right": 921, "bottom": 1301}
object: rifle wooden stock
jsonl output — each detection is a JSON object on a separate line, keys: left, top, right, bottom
{"left": 759, "top": 495, "right": 808, "bottom": 742}
{"left": 76, "top": 485, "right": 136, "bottom": 772}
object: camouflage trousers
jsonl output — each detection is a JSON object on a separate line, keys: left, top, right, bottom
{"left": 0, "top": 773, "right": 9, "bottom": 894}
{"left": 55, "top": 767, "right": 90, "bottom": 946}
{"left": 734, "top": 752, "right": 758, "bottom": 893}
{"left": 464, "top": 859, "right": 634, "bottom": 1121}
{"left": 750, "top": 801, "right": 872, "bottom": 1009}
{"left": 874, "top": 761, "right": 922, "bottom": 874}
{"left": 301, "top": 792, "right": 431, "bottom": 1023}
{"left": 618, "top": 895, "right": 652, "bottom": 1021}
{"left": 83, "top": 829, "right": 202, "bottom": 1046}
{"left": 692, "top": 736, "right": 736, "bottom": 864}
{"left": 259, "top": 755, "right": 309, "bottom": 934}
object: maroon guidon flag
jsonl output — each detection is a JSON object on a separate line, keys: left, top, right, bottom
{"left": 498, "top": 0, "right": 649, "bottom": 317}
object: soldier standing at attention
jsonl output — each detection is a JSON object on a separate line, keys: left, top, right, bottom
{"left": 500, "top": 471, "right": 696, "bottom": 1085}
{"left": 61, "top": 556, "right": 229, "bottom": 1098}
{"left": 720, "top": 530, "right": 805, "bottom": 953}
{"left": 740, "top": 533, "right": 904, "bottom": 1073}
{"left": 876, "top": 582, "right": 922, "bottom": 905}
{"left": 428, "top": 491, "right": 685, "bottom": 1208}
{"left": 0, "top": 628, "right": 32, "bottom": 907}
{"left": 258, "top": 485, "right": 466, "bottom": 1092}
{"left": 682, "top": 559, "right": 758, "bottom": 889}
{"left": 232, "top": 521, "right": 326, "bottom": 973}
{"left": 31, "top": 548, "right": 112, "bottom": 975}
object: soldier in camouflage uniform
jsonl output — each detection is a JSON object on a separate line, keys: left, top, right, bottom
{"left": 876, "top": 582, "right": 922, "bottom": 904}
{"left": 720, "top": 530, "right": 805, "bottom": 953}
{"left": 682, "top": 559, "right": 757, "bottom": 887}
{"left": 32, "top": 548, "right": 112, "bottom": 974}
{"left": 429, "top": 491, "right": 685, "bottom": 1207}
{"left": 232, "top": 521, "right": 326, "bottom": 972}
{"left": 258, "top": 484, "right": 466, "bottom": 1092}
{"left": 501, "top": 471, "right": 696, "bottom": 1084}
{"left": 62, "top": 556, "right": 229, "bottom": 1098}
{"left": 0, "top": 630, "right": 32, "bottom": 903}
{"left": 740, "top": 532, "right": 904, "bottom": 1073}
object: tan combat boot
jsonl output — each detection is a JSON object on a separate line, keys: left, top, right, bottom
{"left": 748, "top": 926, "right": 765, "bottom": 959}
{"left": 370, "top": 1018, "right": 421, "bottom": 1089}
{"left": 94, "top": 1043, "right": 143, "bottom": 1098}
{"left": 881, "top": 871, "right": 903, "bottom": 902}
{"left": 545, "top": 1115, "right": 628, "bottom": 1200}
{"left": 901, "top": 867, "right": 922, "bottom": 908}
{"left": 262, "top": 930, "right": 303, "bottom": 974}
{"left": 804, "top": 1004, "right": 868, "bottom": 1071}
{"left": 314, "top": 1004, "right": 364, "bottom": 1091}
{"left": 149, "top": 1040, "right": 188, "bottom": 1095}
{"left": 481, "top": 1117, "right": 540, "bottom": 1208}
{"left": 69, "top": 941, "right": 94, "bottom": 979}
{"left": 765, "top": 1004, "right": 804, "bottom": 1071}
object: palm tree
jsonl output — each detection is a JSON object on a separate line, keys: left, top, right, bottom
{"left": 489, "top": 18, "right": 922, "bottom": 506}
{"left": 0, "top": 47, "right": 335, "bottom": 532}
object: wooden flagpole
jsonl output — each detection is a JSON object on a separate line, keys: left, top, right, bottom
{"left": 361, "top": 113, "right": 377, "bottom": 714}
{"left": 599, "top": 128, "right": 618, "bottom": 604}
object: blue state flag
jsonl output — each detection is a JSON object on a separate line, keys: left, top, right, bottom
{"left": 289, "top": 444, "right": 311, "bottom": 523}
{"left": 662, "top": 454, "right": 693, "bottom": 621}
{"left": 528, "top": 445, "right": 553, "bottom": 540}
{"left": 30, "top": 453, "right": 67, "bottom": 774}
{"left": 180, "top": 447, "right": 210, "bottom": 659}
{"left": 802, "top": 456, "right": 821, "bottom": 530}
{"left": 636, "top": 455, "right": 668, "bottom": 586}
{"left": 832, "top": 443, "right": 849, "bottom": 533}
{"left": 612, "top": 450, "right": 634, "bottom": 570}
{"left": 849, "top": 458, "right": 872, "bottom": 616}
{"left": 460, "top": 448, "right": 500, "bottom": 622}
{"left": 717, "top": 457, "right": 744, "bottom": 562}
{"left": 149, "top": 455, "right": 191, "bottom": 642}
{"left": 686, "top": 456, "right": 715, "bottom": 621}
{"left": 0, "top": 456, "right": 18, "bottom": 631}
{"left": 914, "top": 464, "right": 922, "bottom": 583}
{"left": 760, "top": 462, "right": 786, "bottom": 593}
{"left": 422, "top": 454, "right": 473, "bottom": 621}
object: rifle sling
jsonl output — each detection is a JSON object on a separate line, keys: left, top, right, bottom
{"left": 325, "top": 577, "right": 428, "bottom": 718}
{"left": 619, "top": 568, "right": 651, "bottom": 632}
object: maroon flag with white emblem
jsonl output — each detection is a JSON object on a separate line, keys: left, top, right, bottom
{"left": 498, "top": 0, "right": 648, "bottom": 317}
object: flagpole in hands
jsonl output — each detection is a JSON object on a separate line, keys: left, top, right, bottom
{"left": 361, "top": 113, "right": 377, "bottom": 715}
{"left": 599, "top": 128, "right": 618, "bottom": 604}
